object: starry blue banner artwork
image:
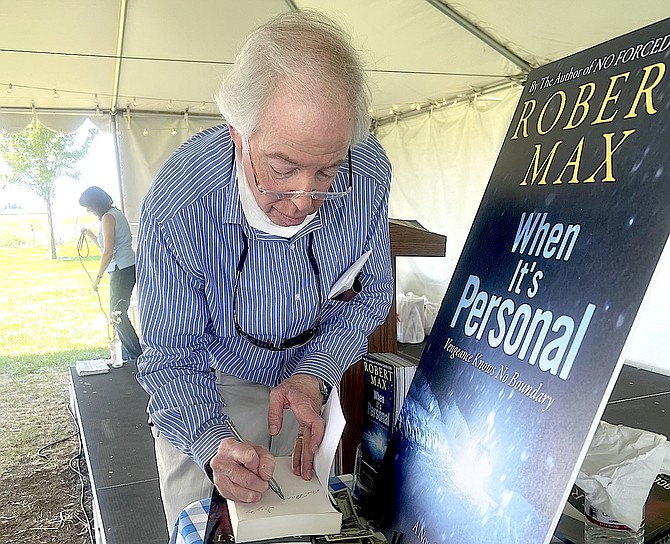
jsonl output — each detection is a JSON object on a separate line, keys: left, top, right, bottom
{"left": 372, "top": 18, "right": 670, "bottom": 544}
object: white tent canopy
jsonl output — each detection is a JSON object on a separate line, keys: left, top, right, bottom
{"left": 1, "top": 1, "right": 668, "bottom": 374}
{"left": 1, "top": 1, "right": 668, "bottom": 120}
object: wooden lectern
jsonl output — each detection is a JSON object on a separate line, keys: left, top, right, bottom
{"left": 339, "top": 219, "right": 447, "bottom": 472}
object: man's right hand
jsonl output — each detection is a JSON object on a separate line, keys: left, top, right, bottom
{"left": 209, "top": 437, "right": 276, "bottom": 503}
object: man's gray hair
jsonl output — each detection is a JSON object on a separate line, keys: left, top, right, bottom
{"left": 215, "top": 10, "right": 371, "bottom": 145}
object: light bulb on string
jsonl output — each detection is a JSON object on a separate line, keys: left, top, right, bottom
{"left": 171, "top": 128, "right": 177, "bottom": 135}
{"left": 7, "top": 83, "right": 13, "bottom": 93}
{"left": 93, "top": 93, "right": 99, "bottom": 105}
{"left": 142, "top": 128, "right": 149, "bottom": 136}
{"left": 166, "top": 100, "right": 173, "bottom": 110}
{"left": 132, "top": 97, "right": 138, "bottom": 107}
{"left": 53, "top": 89, "right": 59, "bottom": 99}
{"left": 199, "top": 101, "right": 206, "bottom": 111}
{"left": 95, "top": 105, "right": 102, "bottom": 117}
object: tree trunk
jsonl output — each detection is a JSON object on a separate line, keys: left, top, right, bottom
{"left": 45, "top": 197, "right": 57, "bottom": 259}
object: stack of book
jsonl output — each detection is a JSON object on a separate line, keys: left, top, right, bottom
{"left": 353, "top": 352, "right": 417, "bottom": 510}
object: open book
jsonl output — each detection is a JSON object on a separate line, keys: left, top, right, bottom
{"left": 75, "top": 359, "right": 110, "bottom": 376}
{"left": 227, "top": 388, "right": 346, "bottom": 542}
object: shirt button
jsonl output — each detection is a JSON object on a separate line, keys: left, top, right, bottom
{"left": 295, "top": 293, "right": 301, "bottom": 301}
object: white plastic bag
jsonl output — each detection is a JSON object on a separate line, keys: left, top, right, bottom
{"left": 577, "top": 420, "right": 670, "bottom": 531}
{"left": 397, "top": 292, "right": 425, "bottom": 344}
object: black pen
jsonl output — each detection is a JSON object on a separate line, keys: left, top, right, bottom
{"left": 225, "top": 419, "right": 285, "bottom": 500}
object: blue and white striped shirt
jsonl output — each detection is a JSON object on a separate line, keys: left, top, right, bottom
{"left": 136, "top": 125, "right": 393, "bottom": 470}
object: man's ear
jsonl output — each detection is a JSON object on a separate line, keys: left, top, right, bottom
{"left": 229, "top": 125, "right": 243, "bottom": 151}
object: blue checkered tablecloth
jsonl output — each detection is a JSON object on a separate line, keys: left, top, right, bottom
{"left": 169, "top": 498, "right": 211, "bottom": 544}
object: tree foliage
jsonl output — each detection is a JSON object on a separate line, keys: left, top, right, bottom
{"left": 0, "top": 121, "right": 97, "bottom": 258}
{"left": 0, "top": 120, "right": 96, "bottom": 200}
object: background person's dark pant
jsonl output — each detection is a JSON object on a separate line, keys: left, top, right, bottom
{"left": 109, "top": 265, "right": 142, "bottom": 360}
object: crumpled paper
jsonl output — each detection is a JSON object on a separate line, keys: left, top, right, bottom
{"left": 576, "top": 420, "right": 670, "bottom": 530}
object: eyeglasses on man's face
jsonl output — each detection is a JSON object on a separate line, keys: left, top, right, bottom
{"left": 232, "top": 230, "right": 323, "bottom": 351}
{"left": 245, "top": 139, "right": 353, "bottom": 201}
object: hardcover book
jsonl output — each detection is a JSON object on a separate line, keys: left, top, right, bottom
{"left": 371, "top": 17, "right": 670, "bottom": 544}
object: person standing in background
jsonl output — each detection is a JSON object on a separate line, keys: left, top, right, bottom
{"left": 79, "top": 186, "right": 142, "bottom": 362}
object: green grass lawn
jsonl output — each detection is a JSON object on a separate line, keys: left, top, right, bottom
{"left": 0, "top": 215, "right": 128, "bottom": 542}
{"left": 0, "top": 241, "right": 114, "bottom": 463}
{"left": 0, "top": 245, "right": 112, "bottom": 372}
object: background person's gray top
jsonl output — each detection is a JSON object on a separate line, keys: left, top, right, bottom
{"left": 98, "top": 206, "right": 135, "bottom": 271}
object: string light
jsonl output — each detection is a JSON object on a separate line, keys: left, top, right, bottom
{"left": 0, "top": 81, "right": 230, "bottom": 128}
{"left": 171, "top": 127, "right": 177, "bottom": 135}
{"left": 142, "top": 128, "right": 149, "bottom": 136}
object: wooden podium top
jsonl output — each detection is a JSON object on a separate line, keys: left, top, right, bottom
{"left": 389, "top": 219, "right": 447, "bottom": 259}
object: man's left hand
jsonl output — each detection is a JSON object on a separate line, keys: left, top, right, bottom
{"left": 268, "top": 374, "right": 324, "bottom": 481}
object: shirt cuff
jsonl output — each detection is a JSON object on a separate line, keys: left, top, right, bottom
{"left": 190, "top": 422, "right": 234, "bottom": 472}
{"left": 294, "top": 352, "right": 342, "bottom": 395}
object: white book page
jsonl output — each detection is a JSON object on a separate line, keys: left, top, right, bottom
{"left": 314, "top": 386, "right": 346, "bottom": 489}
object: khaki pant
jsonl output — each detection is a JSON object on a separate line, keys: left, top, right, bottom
{"left": 153, "top": 373, "right": 299, "bottom": 530}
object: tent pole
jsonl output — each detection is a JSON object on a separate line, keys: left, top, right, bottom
{"left": 284, "top": 0, "right": 299, "bottom": 10}
{"left": 422, "top": 0, "right": 533, "bottom": 74}
{"left": 111, "top": 112, "right": 127, "bottom": 215}
{"left": 111, "top": 0, "right": 129, "bottom": 113}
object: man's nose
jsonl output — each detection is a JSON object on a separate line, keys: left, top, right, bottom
{"left": 292, "top": 193, "right": 317, "bottom": 212}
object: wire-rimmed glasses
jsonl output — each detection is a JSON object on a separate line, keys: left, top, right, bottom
{"left": 246, "top": 140, "right": 353, "bottom": 201}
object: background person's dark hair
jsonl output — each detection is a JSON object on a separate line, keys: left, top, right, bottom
{"left": 79, "top": 186, "right": 113, "bottom": 219}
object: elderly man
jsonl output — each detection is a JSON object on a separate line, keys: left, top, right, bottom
{"left": 136, "top": 10, "right": 393, "bottom": 527}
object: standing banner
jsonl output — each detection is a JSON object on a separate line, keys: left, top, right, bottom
{"left": 373, "top": 17, "right": 670, "bottom": 544}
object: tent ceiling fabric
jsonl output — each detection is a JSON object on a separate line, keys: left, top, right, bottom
{"left": 0, "top": 0, "right": 667, "bottom": 122}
